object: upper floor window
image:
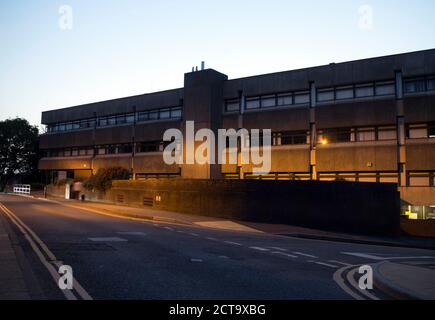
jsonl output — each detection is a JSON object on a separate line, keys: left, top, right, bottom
{"left": 273, "top": 131, "right": 308, "bottom": 146}
{"left": 404, "top": 76, "right": 435, "bottom": 94}
{"left": 407, "top": 123, "right": 435, "bottom": 139}
{"left": 225, "top": 99, "right": 240, "bottom": 112}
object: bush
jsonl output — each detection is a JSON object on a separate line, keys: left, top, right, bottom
{"left": 83, "top": 167, "right": 130, "bottom": 192}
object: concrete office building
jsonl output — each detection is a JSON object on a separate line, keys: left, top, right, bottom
{"left": 39, "top": 49, "right": 435, "bottom": 219}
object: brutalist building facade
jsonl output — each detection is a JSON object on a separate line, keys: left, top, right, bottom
{"left": 39, "top": 49, "right": 435, "bottom": 218}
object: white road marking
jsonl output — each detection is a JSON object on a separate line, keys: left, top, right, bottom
{"left": 177, "top": 230, "right": 185, "bottom": 234}
{"left": 333, "top": 266, "right": 365, "bottom": 300}
{"left": 164, "top": 227, "right": 173, "bottom": 231}
{"left": 293, "top": 252, "right": 317, "bottom": 258}
{"left": 249, "top": 246, "right": 269, "bottom": 251}
{"left": 271, "top": 251, "right": 298, "bottom": 258}
{"left": 328, "top": 260, "right": 352, "bottom": 266}
{"left": 268, "top": 247, "right": 287, "bottom": 252}
{"left": 116, "top": 232, "right": 146, "bottom": 236}
{"left": 88, "top": 237, "right": 127, "bottom": 242}
{"left": 206, "top": 237, "right": 218, "bottom": 241}
{"left": 342, "top": 252, "right": 435, "bottom": 260}
{"left": 218, "top": 256, "right": 229, "bottom": 259}
{"left": 190, "top": 258, "right": 203, "bottom": 263}
{"left": 224, "top": 241, "right": 242, "bottom": 246}
{"left": 189, "top": 233, "right": 199, "bottom": 237}
{"left": 313, "top": 261, "right": 339, "bottom": 269}
{"left": 0, "top": 202, "right": 92, "bottom": 300}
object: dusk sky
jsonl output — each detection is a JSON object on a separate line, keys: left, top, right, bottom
{"left": 1, "top": 0, "right": 434, "bottom": 127}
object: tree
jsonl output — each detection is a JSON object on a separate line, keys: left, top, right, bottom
{"left": 0, "top": 118, "right": 39, "bottom": 191}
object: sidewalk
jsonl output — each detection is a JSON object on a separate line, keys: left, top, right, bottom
{"left": 374, "top": 261, "right": 435, "bottom": 300}
{"left": 0, "top": 213, "right": 31, "bottom": 299}
{"left": 40, "top": 194, "right": 435, "bottom": 250}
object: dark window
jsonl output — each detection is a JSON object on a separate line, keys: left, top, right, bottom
{"left": 99, "top": 118, "right": 108, "bottom": 126}
{"left": 274, "top": 132, "right": 307, "bottom": 145}
{"left": 107, "top": 117, "right": 116, "bottom": 125}
{"left": 261, "top": 95, "right": 276, "bottom": 108}
{"left": 117, "top": 144, "right": 133, "bottom": 154}
{"left": 277, "top": 93, "right": 293, "bottom": 106}
{"left": 405, "top": 78, "right": 427, "bottom": 93}
{"left": 246, "top": 97, "right": 260, "bottom": 110}
{"left": 137, "top": 141, "right": 161, "bottom": 153}
{"left": 355, "top": 84, "right": 374, "bottom": 97}
{"left": 428, "top": 77, "right": 435, "bottom": 91}
{"left": 116, "top": 115, "right": 126, "bottom": 124}
{"left": 149, "top": 111, "right": 159, "bottom": 120}
{"left": 429, "top": 124, "right": 435, "bottom": 138}
{"left": 321, "top": 129, "right": 353, "bottom": 143}
{"left": 126, "top": 113, "right": 135, "bottom": 123}
{"left": 225, "top": 99, "right": 240, "bottom": 112}
{"left": 159, "top": 108, "right": 171, "bottom": 119}
{"left": 171, "top": 107, "right": 182, "bottom": 118}
{"left": 137, "top": 111, "right": 149, "bottom": 122}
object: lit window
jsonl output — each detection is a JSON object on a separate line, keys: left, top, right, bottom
{"left": 409, "top": 172, "right": 430, "bottom": 187}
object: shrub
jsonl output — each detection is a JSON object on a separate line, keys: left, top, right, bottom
{"left": 83, "top": 167, "right": 130, "bottom": 192}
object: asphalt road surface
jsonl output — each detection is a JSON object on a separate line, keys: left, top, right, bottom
{"left": 1, "top": 193, "right": 434, "bottom": 300}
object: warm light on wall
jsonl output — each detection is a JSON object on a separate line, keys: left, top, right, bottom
{"left": 321, "top": 139, "right": 328, "bottom": 145}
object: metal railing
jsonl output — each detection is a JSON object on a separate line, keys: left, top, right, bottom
{"left": 13, "top": 184, "right": 31, "bottom": 195}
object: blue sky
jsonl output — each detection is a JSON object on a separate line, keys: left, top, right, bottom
{"left": 0, "top": 0, "right": 434, "bottom": 126}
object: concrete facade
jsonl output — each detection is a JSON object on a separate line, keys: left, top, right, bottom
{"left": 39, "top": 49, "right": 435, "bottom": 214}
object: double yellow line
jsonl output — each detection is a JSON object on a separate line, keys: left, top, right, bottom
{"left": 0, "top": 201, "right": 92, "bottom": 300}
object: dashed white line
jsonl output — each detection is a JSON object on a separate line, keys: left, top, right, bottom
{"left": 224, "top": 241, "right": 243, "bottom": 246}
{"left": 342, "top": 252, "right": 435, "bottom": 260}
{"left": 190, "top": 258, "right": 203, "bottom": 263}
{"left": 271, "top": 251, "right": 298, "bottom": 258}
{"left": 206, "top": 237, "right": 218, "bottom": 241}
{"left": 164, "top": 227, "right": 174, "bottom": 231}
{"left": 249, "top": 246, "right": 270, "bottom": 252}
{"left": 328, "top": 260, "right": 352, "bottom": 266}
{"left": 268, "top": 247, "right": 287, "bottom": 252}
{"left": 189, "top": 233, "right": 199, "bottom": 237}
{"left": 293, "top": 252, "right": 317, "bottom": 258}
{"left": 313, "top": 261, "right": 339, "bottom": 269}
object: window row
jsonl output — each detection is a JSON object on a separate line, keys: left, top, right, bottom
{"left": 317, "top": 126, "right": 397, "bottom": 144}
{"left": 225, "top": 90, "right": 310, "bottom": 112}
{"left": 404, "top": 75, "right": 435, "bottom": 94}
{"left": 317, "top": 172, "right": 399, "bottom": 183}
{"left": 407, "top": 172, "right": 435, "bottom": 187}
{"left": 316, "top": 81, "right": 396, "bottom": 103}
{"left": 46, "top": 107, "right": 182, "bottom": 133}
{"left": 407, "top": 123, "right": 435, "bottom": 139}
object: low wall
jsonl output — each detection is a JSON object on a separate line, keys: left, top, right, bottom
{"left": 47, "top": 179, "right": 400, "bottom": 235}
{"left": 401, "top": 217, "right": 435, "bottom": 238}
{"left": 99, "top": 179, "right": 399, "bottom": 235}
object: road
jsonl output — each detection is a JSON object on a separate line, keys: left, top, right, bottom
{"left": 1, "top": 193, "right": 435, "bottom": 300}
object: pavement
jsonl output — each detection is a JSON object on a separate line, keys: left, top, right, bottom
{"left": 0, "top": 206, "right": 44, "bottom": 299}
{"left": 1, "top": 192, "right": 435, "bottom": 300}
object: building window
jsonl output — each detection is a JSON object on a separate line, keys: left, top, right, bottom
{"left": 277, "top": 93, "right": 293, "bottom": 106}
{"left": 377, "top": 126, "right": 397, "bottom": 141}
{"left": 408, "top": 124, "right": 428, "bottom": 139}
{"left": 357, "top": 127, "right": 376, "bottom": 142}
{"left": 408, "top": 172, "right": 432, "bottom": 187}
{"left": 375, "top": 81, "right": 395, "bottom": 96}
{"left": 137, "top": 141, "right": 161, "bottom": 153}
{"left": 318, "top": 128, "right": 354, "bottom": 143}
{"left": 317, "top": 88, "right": 334, "bottom": 102}
{"left": 355, "top": 84, "right": 375, "bottom": 98}
{"left": 294, "top": 91, "right": 310, "bottom": 105}
{"left": 148, "top": 110, "right": 159, "bottom": 120}
{"left": 336, "top": 86, "right": 354, "bottom": 100}
{"left": 246, "top": 97, "right": 260, "bottom": 110}
{"left": 126, "top": 113, "right": 135, "bottom": 123}
{"left": 404, "top": 78, "right": 427, "bottom": 93}
{"left": 225, "top": 99, "right": 240, "bottom": 112}
{"left": 159, "top": 108, "right": 171, "bottom": 119}
{"left": 171, "top": 107, "right": 182, "bottom": 118}
{"left": 261, "top": 95, "right": 276, "bottom": 108}
{"left": 273, "top": 131, "right": 308, "bottom": 146}
{"left": 428, "top": 77, "right": 435, "bottom": 91}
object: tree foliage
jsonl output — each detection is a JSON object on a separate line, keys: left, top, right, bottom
{"left": 0, "top": 118, "right": 39, "bottom": 191}
{"left": 83, "top": 167, "right": 130, "bottom": 193}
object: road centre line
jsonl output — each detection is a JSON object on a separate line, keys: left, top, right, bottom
{"left": 293, "top": 252, "right": 317, "bottom": 258}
